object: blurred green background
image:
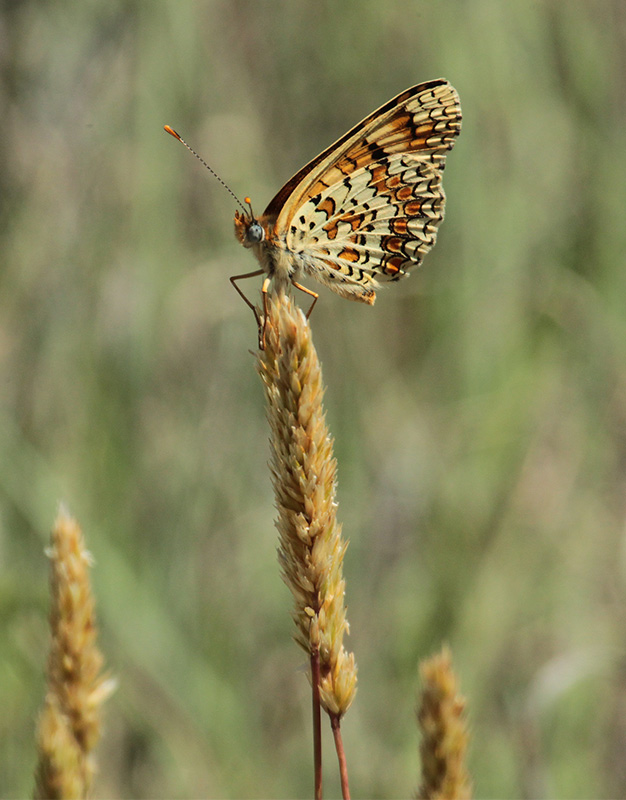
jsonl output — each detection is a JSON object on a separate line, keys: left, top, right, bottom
{"left": 2, "top": 1, "right": 626, "bottom": 797}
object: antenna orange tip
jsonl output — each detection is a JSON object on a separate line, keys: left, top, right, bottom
{"left": 244, "top": 196, "right": 252, "bottom": 204}
{"left": 163, "top": 125, "right": 181, "bottom": 140}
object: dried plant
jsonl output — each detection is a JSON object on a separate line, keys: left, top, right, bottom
{"left": 417, "top": 646, "right": 472, "bottom": 800}
{"left": 34, "top": 509, "right": 115, "bottom": 799}
{"left": 257, "top": 291, "right": 357, "bottom": 798}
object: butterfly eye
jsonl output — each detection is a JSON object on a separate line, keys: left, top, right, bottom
{"left": 246, "top": 221, "right": 265, "bottom": 244}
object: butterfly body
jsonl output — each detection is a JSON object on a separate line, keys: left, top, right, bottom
{"left": 234, "top": 79, "right": 461, "bottom": 317}
{"left": 234, "top": 209, "right": 379, "bottom": 304}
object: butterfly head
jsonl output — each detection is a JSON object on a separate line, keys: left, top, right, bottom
{"left": 234, "top": 197, "right": 266, "bottom": 249}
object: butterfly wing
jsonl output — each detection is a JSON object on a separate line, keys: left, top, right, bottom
{"left": 262, "top": 79, "right": 461, "bottom": 303}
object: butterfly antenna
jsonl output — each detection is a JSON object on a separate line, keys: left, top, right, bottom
{"left": 163, "top": 125, "right": 249, "bottom": 215}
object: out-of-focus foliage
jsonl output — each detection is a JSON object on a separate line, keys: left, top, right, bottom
{"left": 1, "top": 1, "right": 625, "bottom": 797}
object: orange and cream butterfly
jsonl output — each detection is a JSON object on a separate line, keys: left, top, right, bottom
{"left": 165, "top": 79, "right": 461, "bottom": 345}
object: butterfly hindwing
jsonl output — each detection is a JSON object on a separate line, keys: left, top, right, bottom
{"left": 297, "top": 152, "right": 446, "bottom": 278}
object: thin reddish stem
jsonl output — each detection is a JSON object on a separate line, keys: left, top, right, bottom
{"left": 331, "top": 714, "right": 350, "bottom": 800}
{"left": 311, "top": 647, "right": 322, "bottom": 800}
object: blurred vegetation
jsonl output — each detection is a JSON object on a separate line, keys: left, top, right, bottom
{"left": 1, "top": 1, "right": 626, "bottom": 797}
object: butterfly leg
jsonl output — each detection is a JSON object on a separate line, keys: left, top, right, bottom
{"left": 230, "top": 269, "right": 266, "bottom": 345}
{"left": 291, "top": 280, "right": 319, "bottom": 319}
{"left": 260, "top": 275, "right": 271, "bottom": 350}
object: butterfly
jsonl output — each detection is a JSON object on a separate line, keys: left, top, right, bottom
{"left": 166, "top": 79, "right": 461, "bottom": 346}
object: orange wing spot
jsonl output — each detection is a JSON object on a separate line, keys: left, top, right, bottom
{"left": 324, "top": 221, "right": 339, "bottom": 240}
{"left": 395, "top": 185, "right": 413, "bottom": 201}
{"left": 386, "top": 113, "right": 412, "bottom": 133}
{"left": 334, "top": 165, "right": 351, "bottom": 180}
{"left": 410, "top": 136, "right": 431, "bottom": 151}
{"left": 338, "top": 247, "right": 360, "bottom": 262}
{"left": 390, "top": 218, "right": 408, "bottom": 235}
{"left": 405, "top": 200, "right": 425, "bottom": 217}
{"left": 385, "top": 256, "right": 404, "bottom": 274}
{"left": 318, "top": 196, "right": 336, "bottom": 219}
{"left": 380, "top": 236, "right": 402, "bottom": 255}
{"left": 369, "top": 163, "right": 388, "bottom": 183}
{"left": 352, "top": 150, "right": 378, "bottom": 170}
{"left": 350, "top": 215, "right": 364, "bottom": 231}
{"left": 414, "top": 122, "right": 435, "bottom": 137}
{"left": 338, "top": 213, "right": 364, "bottom": 232}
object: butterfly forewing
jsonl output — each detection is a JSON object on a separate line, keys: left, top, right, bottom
{"left": 265, "top": 80, "right": 459, "bottom": 220}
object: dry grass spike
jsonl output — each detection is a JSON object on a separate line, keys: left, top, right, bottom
{"left": 417, "top": 646, "right": 472, "bottom": 800}
{"left": 34, "top": 508, "right": 115, "bottom": 799}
